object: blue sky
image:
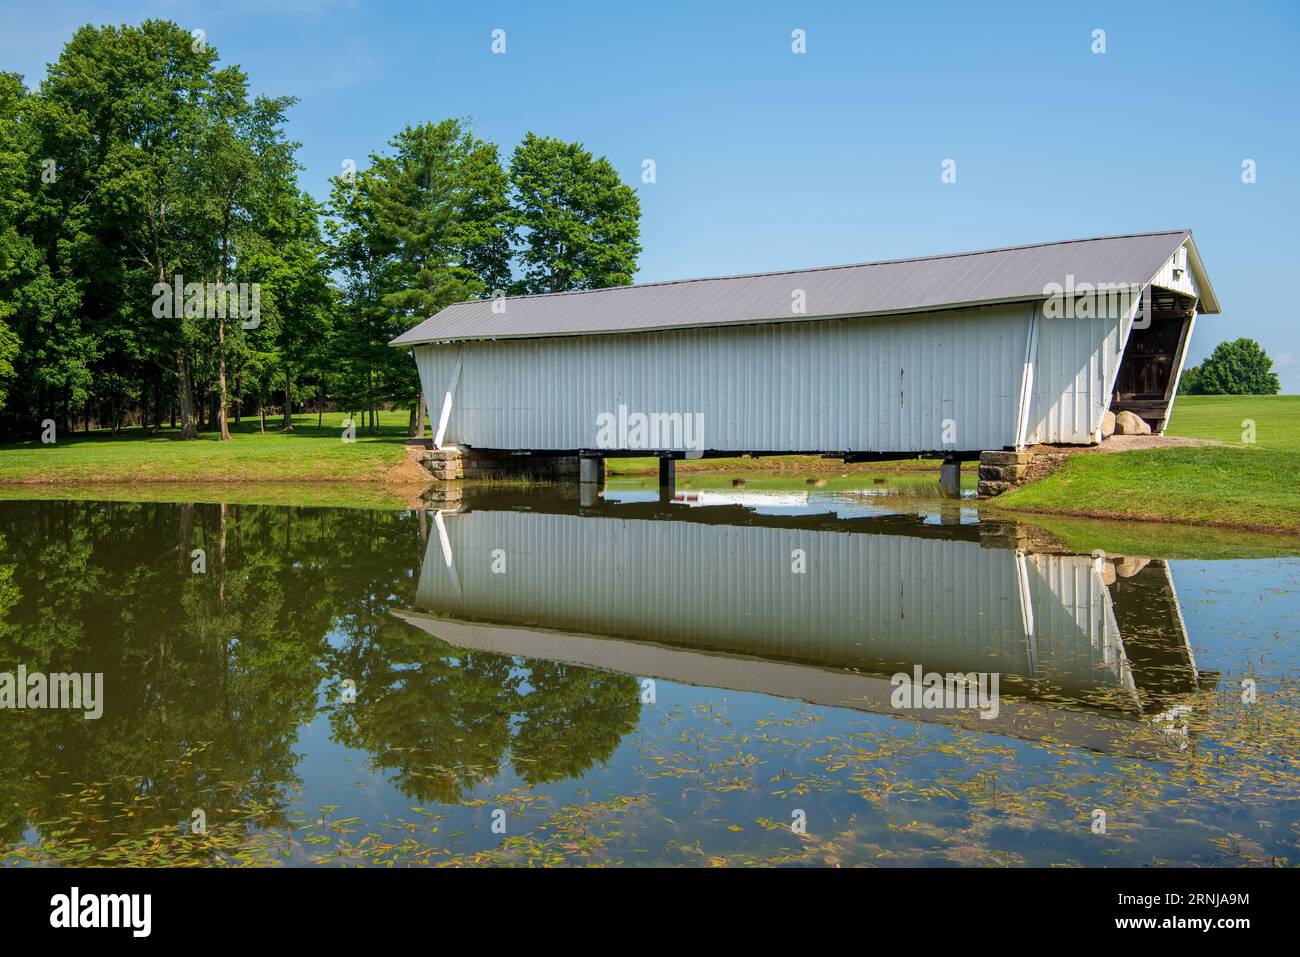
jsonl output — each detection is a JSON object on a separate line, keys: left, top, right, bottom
{"left": 5, "top": 0, "right": 1299, "bottom": 389}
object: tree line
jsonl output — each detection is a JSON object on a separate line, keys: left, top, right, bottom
{"left": 0, "top": 20, "right": 642, "bottom": 441}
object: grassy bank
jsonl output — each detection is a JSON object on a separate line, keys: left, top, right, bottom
{"left": 996, "top": 395, "right": 1300, "bottom": 534}
{"left": 0, "top": 411, "right": 420, "bottom": 485}
{"left": 993, "top": 445, "right": 1299, "bottom": 532}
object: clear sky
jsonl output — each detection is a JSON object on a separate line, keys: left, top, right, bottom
{"left": 5, "top": 1, "right": 1298, "bottom": 389}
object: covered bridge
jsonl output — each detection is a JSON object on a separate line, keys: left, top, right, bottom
{"left": 391, "top": 230, "right": 1218, "bottom": 468}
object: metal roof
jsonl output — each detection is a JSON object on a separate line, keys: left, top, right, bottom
{"left": 390, "top": 229, "right": 1218, "bottom": 347}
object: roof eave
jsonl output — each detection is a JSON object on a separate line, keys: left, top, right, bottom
{"left": 388, "top": 293, "right": 1056, "bottom": 347}
{"left": 1182, "top": 235, "right": 1221, "bottom": 314}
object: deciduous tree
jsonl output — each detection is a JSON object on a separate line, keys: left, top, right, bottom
{"left": 1184, "top": 338, "right": 1281, "bottom": 395}
{"left": 508, "top": 133, "right": 640, "bottom": 294}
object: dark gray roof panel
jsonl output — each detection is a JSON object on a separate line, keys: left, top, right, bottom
{"left": 390, "top": 230, "right": 1206, "bottom": 346}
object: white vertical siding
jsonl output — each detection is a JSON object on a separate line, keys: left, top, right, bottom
{"left": 1025, "top": 309, "right": 1124, "bottom": 444}
{"left": 415, "top": 303, "right": 1042, "bottom": 452}
{"left": 1023, "top": 275, "right": 1160, "bottom": 445}
{"left": 415, "top": 298, "right": 1130, "bottom": 452}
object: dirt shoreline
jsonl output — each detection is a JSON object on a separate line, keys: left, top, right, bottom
{"left": 987, "top": 502, "right": 1300, "bottom": 537}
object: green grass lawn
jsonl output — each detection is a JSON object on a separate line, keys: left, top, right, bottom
{"left": 0, "top": 411, "right": 415, "bottom": 484}
{"left": 997, "top": 395, "right": 1300, "bottom": 534}
{"left": 1167, "top": 394, "right": 1300, "bottom": 449}
{"left": 994, "top": 445, "right": 1299, "bottom": 531}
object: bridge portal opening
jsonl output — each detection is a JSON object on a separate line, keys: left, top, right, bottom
{"left": 1110, "top": 290, "right": 1196, "bottom": 433}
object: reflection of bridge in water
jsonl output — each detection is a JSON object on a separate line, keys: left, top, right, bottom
{"left": 394, "top": 491, "right": 1212, "bottom": 758}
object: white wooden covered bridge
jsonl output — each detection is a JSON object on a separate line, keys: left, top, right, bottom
{"left": 391, "top": 230, "right": 1218, "bottom": 472}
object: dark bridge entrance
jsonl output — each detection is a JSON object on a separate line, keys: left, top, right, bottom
{"left": 1111, "top": 290, "right": 1197, "bottom": 433}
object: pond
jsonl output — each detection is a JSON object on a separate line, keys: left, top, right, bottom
{"left": 0, "top": 485, "right": 1296, "bottom": 866}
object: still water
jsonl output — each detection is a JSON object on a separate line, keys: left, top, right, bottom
{"left": 0, "top": 487, "right": 1296, "bottom": 866}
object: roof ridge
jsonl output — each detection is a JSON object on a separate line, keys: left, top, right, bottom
{"left": 433, "top": 229, "right": 1191, "bottom": 311}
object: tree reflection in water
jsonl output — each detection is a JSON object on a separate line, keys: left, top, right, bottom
{"left": 0, "top": 500, "right": 639, "bottom": 855}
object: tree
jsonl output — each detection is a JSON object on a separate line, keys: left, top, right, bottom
{"left": 1184, "top": 338, "right": 1281, "bottom": 395}
{"left": 29, "top": 21, "right": 220, "bottom": 438}
{"left": 0, "top": 73, "right": 37, "bottom": 412}
{"left": 508, "top": 133, "right": 640, "bottom": 294}
{"left": 241, "top": 190, "right": 333, "bottom": 432}
{"left": 190, "top": 69, "right": 300, "bottom": 440}
{"left": 327, "top": 119, "right": 512, "bottom": 433}
{"left": 0, "top": 20, "right": 309, "bottom": 441}
{"left": 371, "top": 120, "right": 512, "bottom": 311}
{"left": 325, "top": 170, "right": 395, "bottom": 433}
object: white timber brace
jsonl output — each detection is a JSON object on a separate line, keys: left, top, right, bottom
{"left": 1013, "top": 303, "right": 1040, "bottom": 449}
{"left": 433, "top": 345, "right": 465, "bottom": 450}
{"left": 1161, "top": 300, "right": 1199, "bottom": 433}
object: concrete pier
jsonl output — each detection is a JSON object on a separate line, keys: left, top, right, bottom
{"left": 658, "top": 456, "right": 676, "bottom": 502}
{"left": 579, "top": 455, "right": 605, "bottom": 484}
{"left": 579, "top": 455, "right": 606, "bottom": 506}
{"left": 939, "top": 456, "right": 961, "bottom": 498}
